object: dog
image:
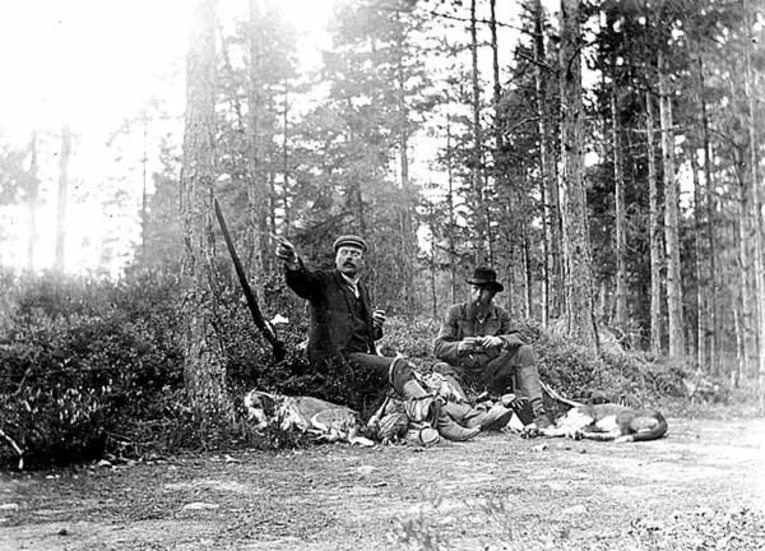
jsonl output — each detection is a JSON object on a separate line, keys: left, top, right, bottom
{"left": 244, "top": 390, "right": 374, "bottom": 446}
{"left": 538, "top": 402, "right": 668, "bottom": 443}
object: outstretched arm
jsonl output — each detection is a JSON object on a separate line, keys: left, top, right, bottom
{"left": 274, "top": 237, "right": 323, "bottom": 299}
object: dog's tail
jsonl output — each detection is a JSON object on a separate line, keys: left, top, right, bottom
{"left": 627, "top": 409, "right": 668, "bottom": 442}
{"left": 540, "top": 381, "right": 584, "bottom": 409}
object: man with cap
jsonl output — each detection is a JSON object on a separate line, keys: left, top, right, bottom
{"left": 275, "top": 234, "right": 479, "bottom": 441}
{"left": 433, "top": 267, "right": 552, "bottom": 429}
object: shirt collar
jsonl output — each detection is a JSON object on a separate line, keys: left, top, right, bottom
{"left": 340, "top": 273, "right": 360, "bottom": 286}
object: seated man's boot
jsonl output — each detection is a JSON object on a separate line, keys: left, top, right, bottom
{"left": 463, "top": 402, "right": 515, "bottom": 431}
{"left": 530, "top": 398, "right": 553, "bottom": 429}
{"left": 436, "top": 410, "right": 480, "bottom": 441}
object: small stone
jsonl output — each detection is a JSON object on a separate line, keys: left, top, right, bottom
{"left": 182, "top": 502, "right": 219, "bottom": 512}
{"left": 0, "top": 504, "right": 19, "bottom": 512}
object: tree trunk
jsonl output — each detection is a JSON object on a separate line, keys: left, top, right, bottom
{"left": 744, "top": 0, "right": 765, "bottom": 411}
{"left": 736, "top": 164, "right": 755, "bottom": 379}
{"left": 470, "top": 0, "right": 485, "bottom": 263}
{"left": 490, "top": 0, "right": 503, "bottom": 270}
{"left": 181, "top": 0, "right": 234, "bottom": 432}
{"left": 698, "top": 57, "right": 719, "bottom": 375}
{"left": 690, "top": 146, "right": 707, "bottom": 370}
{"left": 646, "top": 91, "right": 663, "bottom": 355}
{"left": 281, "top": 87, "right": 291, "bottom": 239}
{"left": 612, "top": 81, "right": 627, "bottom": 333}
{"left": 533, "top": 0, "right": 561, "bottom": 326}
{"left": 140, "top": 110, "right": 149, "bottom": 262}
{"left": 26, "top": 130, "right": 39, "bottom": 272}
{"left": 559, "top": 0, "right": 599, "bottom": 349}
{"left": 658, "top": 51, "right": 685, "bottom": 358}
{"left": 446, "top": 109, "right": 457, "bottom": 305}
{"left": 394, "top": 14, "right": 416, "bottom": 312}
{"left": 248, "top": 0, "right": 269, "bottom": 280}
{"left": 55, "top": 123, "right": 72, "bottom": 272}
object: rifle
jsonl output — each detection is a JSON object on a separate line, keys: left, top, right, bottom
{"left": 214, "top": 197, "right": 287, "bottom": 362}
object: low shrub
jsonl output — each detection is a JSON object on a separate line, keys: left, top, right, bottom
{"left": 0, "top": 267, "right": 744, "bottom": 470}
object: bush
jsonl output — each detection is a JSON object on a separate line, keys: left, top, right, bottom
{"left": 0, "top": 270, "right": 186, "bottom": 469}
{"left": 0, "top": 266, "right": 744, "bottom": 470}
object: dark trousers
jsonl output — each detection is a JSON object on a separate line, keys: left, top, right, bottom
{"left": 433, "top": 344, "right": 542, "bottom": 404}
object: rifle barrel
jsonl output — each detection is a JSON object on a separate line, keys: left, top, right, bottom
{"left": 214, "top": 198, "right": 286, "bottom": 361}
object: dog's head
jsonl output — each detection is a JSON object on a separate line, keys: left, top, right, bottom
{"left": 244, "top": 390, "right": 278, "bottom": 430}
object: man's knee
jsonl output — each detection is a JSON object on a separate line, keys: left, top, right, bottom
{"left": 432, "top": 361, "right": 460, "bottom": 378}
{"left": 515, "top": 344, "right": 536, "bottom": 366}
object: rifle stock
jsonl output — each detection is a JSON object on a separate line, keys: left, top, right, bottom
{"left": 214, "top": 198, "right": 287, "bottom": 361}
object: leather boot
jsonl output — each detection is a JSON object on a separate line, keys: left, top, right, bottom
{"left": 401, "top": 376, "right": 478, "bottom": 441}
{"left": 436, "top": 410, "right": 480, "bottom": 441}
{"left": 463, "top": 402, "right": 515, "bottom": 431}
{"left": 530, "top": 398, "right": 553, "bottom": 429}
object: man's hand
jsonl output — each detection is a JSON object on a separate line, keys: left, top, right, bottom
{"left": 372, "top": 309, "right": 387, "bottom": 330}
{"left": 476, "top": 335, "right": 504, "bottom": 349}
{"left": 274, "top": 236, "right": 299, "bottom": 268}
{"left": 458, "top": 337, "right": 481, "bottom": 355}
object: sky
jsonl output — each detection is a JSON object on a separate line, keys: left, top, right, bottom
{"left": 0, "top": 0, "right": 558, "bottom": 277}
{"left": 0, "top": 0, "right": 338, "bottom": 276}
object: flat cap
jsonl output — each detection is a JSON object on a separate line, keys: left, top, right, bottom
{"left": 333, "top": 234, "right": 368, "bottom": 253}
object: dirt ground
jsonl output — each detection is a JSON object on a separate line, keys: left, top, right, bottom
{"left": 2, "top": 415, "right": 764, "bottom": 551}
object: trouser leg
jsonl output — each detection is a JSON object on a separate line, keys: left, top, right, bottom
{"left": 389, "top": 357, "right": 478, "bottom": 441}
{"left": 481, "top": 344, "right": 548, "bottom": 424}
{"left": 432, "top": 361, "right": 470, "bottom": 402}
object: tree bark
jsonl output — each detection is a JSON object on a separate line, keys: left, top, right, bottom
{"left": 646, "top": 91, "right": 663, "bottom": 355}
{"left": 470, "top": 0, "right": 485, "bottom": 264}
{"left": 181, "top": 0, "right": 234, "bottom": 432}
{"left": 446, "top": 109, "right": 457, "bottom": 305}
{"left": 658, "top": 51, "right": 685, "bottom": 358}
{"left": 26, "top": 130, "right": 39, "bottom": 272}
{"left": 248, "top": 0, "right": 270, "bottom": 279}
{"left": 698, "top": 57, "right": 719, "bottom": 375}
{"left": 612, "top": 79, "right": 627, "bottom": 333}
{"left": 743, "top": 0, "right": 765, "bottom": 411}
{"left": 690, "top": 145, "right": 707, "bottom": 370}
{"left": 533, "top": 0, "right": 561, "bottom": 326}
{"left": 393, "top": 10, "right": 417, "bottom": 313}
{"left": 559, "top": 0, "right": 599, "bottom": 349}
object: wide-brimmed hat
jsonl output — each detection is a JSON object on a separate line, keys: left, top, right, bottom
{"left": 333, "top": 235, "right": 368, "bottom": 253}
{"left": 467, "top": 267, "right": 504, "bottom": 293}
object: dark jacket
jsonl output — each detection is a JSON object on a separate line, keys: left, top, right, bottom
{"left": 433, "top": 302, "right": 524, "bottom": 366}
{"left": 285, "top": 261, "right": 382, "bottom": 361}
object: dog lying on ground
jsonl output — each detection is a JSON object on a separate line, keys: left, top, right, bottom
{"left": 244, "top": 390, "right": 374, "bottom": 446}
{"left": 538, "top": 403, "right": 668, "bottom": 442}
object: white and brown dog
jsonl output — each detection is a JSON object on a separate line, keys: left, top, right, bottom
{"left": 244, "top": 390, "right": 374, "bottom": 446}
{"left": 539, "top": 402, "right": 668, "bottom": 443}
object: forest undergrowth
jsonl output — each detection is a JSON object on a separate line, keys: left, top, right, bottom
{"left": 0, "top": 269, "right": 749, "bottom": 470}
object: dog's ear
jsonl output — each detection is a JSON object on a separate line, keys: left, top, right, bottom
{"left": 258, "top": 393, "right": 276, "bottom": 416}
{"left": 246, "top": 391, "right": 277, "bottom": 416}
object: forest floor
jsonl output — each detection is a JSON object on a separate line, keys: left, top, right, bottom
{"left": 2, "top": 413, "right": 765, "bottom": 551}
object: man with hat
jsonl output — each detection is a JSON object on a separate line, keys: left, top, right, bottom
{"left": 275, "top": 234, "right": 479, "bottom": 441}
{"left": 433, "top": 267, "right": 552, "bottom": 429}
